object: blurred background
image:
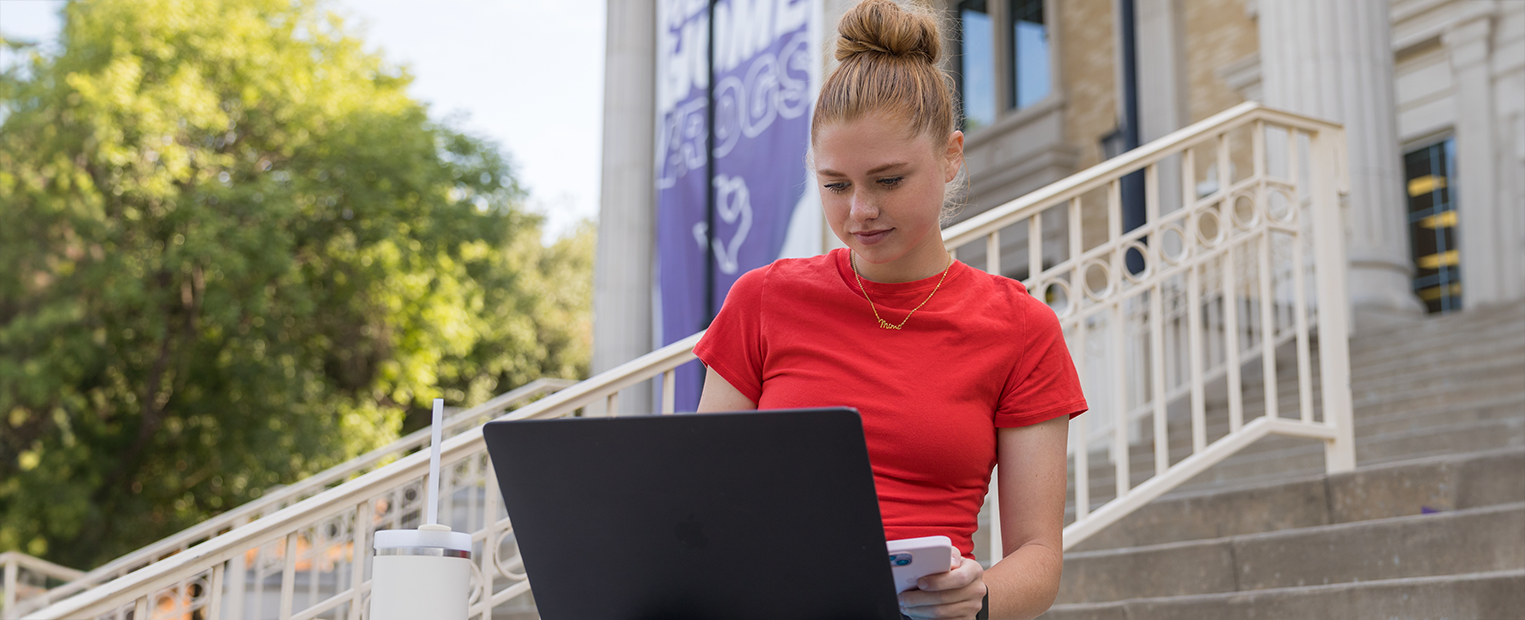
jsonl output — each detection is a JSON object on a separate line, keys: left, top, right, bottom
{"left": 1, "top": 0, "right": 603, "bottom": 571}
{"left": 2, "top": 0, "right": 1523, "bottom": 618}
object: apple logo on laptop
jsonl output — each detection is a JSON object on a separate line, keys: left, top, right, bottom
{"left": 674, "top": 513, "right": 708, "bottom": 549}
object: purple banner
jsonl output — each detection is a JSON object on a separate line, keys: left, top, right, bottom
{"left": 655, "top": 0, "right": 820, "bottom": 412}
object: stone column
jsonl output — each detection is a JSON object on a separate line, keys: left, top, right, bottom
{"left": 1258, "top": 0, "right": 1423, "bottom": 317}
{"left": 1135, "top": 0, "right": 1187, "bottom": 212}
{"left": 1444, "top": 8, "right": 1509, "bottom": 306}
{"left": 592, "top": 0, "right": 656, "bottom": 413}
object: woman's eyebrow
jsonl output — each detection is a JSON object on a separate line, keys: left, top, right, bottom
{"left": 816, "top": 161, "right": 911, "bottom": 177}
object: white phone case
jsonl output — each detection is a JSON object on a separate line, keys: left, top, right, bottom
{"left": 885, "top": 535, "right": 960, "bottom": 593}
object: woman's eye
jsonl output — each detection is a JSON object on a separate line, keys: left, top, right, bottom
{"left": 824, "top": 182, "right": 850, "bottom": 193}
{"left": 878, "top": 177, "right": 904, "bottom": 188}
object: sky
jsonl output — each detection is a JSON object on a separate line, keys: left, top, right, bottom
{"left": 0, "top": 0, "right": 608, "bottom": 240}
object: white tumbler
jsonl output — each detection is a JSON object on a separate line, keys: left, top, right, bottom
{"left": 369, "top": 523, "right": 472, "bottom": 620}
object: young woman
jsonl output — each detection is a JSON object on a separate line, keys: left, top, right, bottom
{"left": 694, "top": 1, "right": 1087, "bottom": 618}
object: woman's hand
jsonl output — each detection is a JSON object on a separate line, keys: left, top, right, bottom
{"left": 897, "top": 556, "right": 986, "bottom": 619}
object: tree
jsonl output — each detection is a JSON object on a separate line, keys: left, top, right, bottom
{"left": 0, "top": 0, "right": 592, "bottom": 569}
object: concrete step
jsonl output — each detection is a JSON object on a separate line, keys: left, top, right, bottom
{"left": 1349, "top": 318, "right": 1525, "bottom": 354}
{"left": 1349, "top": 331, "right": 1523, "bottom": 370}
{"left": 1164, "top": 388, "right": 1519, "bottom": 463}
{"left": 1351, "top": 325, "right": 1525, "bottom": 356}
{"left": 1352, "top": 318, "right": 1525, "bottom": 349}
{"left": 1082, "top": 354, "right": 1518, "bottom": 462}
{"left": 1351, "top": 370, "right": 1525, "bottom": 412}
{"left": 1070, "top": 395, "right": 1524, "bottom": 493}
{"left": 1355, "top": 303, "right": 1525, "bottom": 328}
{"left": 1358, "top": 414, "right": 1525, "bottom": 461}
{"left": 1071, "top": 415, "right": 1525, "bottom": 502}
{"left": 1055, "top": 502, "right": 1525, "bottom": 605}
{"left": 1348, "top": 393, "right": 1525, "bottom": 438}
{"left": 1349, "top": 339, "right": 1525, "bottom": 381}
{"left": 1349, "top": 350, "right": 1525, "bottom": 393}
{"left": 1174, "top": 416, "right": 1525, "bottom": 495}
{"left": 1348, "top": 302, "right": 1525, "bottom": 347}
{"left": 1067, "top": 447, "right": 1525, "bottom": 552}
{"left": 1040, "top": 569, "right": 1525, "bottom": 620}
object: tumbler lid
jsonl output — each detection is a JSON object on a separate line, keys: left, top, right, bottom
{"left": 374, "top": 524, "right": 472, "bottom": 552}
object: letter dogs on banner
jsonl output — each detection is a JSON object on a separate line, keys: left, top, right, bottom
{"left": 655, "top": 0, "right": 822, "bottom": 411}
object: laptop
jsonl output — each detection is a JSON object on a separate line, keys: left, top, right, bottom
{"left": 482, "top": 407, "right": 902, "bottom": 620}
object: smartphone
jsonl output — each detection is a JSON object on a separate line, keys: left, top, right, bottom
{"left": 886, "top": 535, "right": 960, "bottom": 592}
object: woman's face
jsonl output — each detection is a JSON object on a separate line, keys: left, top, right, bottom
{"left": 813, "top": 114, "right": 964, "bottom": 282}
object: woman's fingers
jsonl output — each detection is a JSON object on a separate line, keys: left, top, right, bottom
{"left": 898, "top": 558, "right": 985, "bottom": 619}
{"left": 898, "top": 583, "right": 985, "bottom": 620}
{"left": 918, "top": 556, "right": 980, "bottom": 591}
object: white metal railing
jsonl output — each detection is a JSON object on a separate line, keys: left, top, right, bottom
{"left": 949, "top": 102, "right": 1355, "bottom": 556}
{"left": 2, "top": 552, "right": 83, "bottom": 618}
{"left": 9, "top": 378, "right": 571, "bottom": 620}
{"left": 30, "top": 102, "right": 1354, "bottom": 619}
{"left": 29, "top": 339, "right": 699, "bottom": 620}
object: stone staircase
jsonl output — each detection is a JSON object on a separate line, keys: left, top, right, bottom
{"left": 1042, "top": 301, "right": 1525, "bottom": 618}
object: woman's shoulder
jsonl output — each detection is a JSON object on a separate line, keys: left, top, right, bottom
{"left": 724, "top": 252, "right": 841, "bottom": 309}
{"left": 736, "top": 251, "right": 841, "bottom": 291}
{"left": 770, "top": 251, "right": 839, "bottom": 278}
{"left": 958, "top": 268, "right": 1060, "bottom": 325}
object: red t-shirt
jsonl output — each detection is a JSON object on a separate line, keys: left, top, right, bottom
{"left": 693, "top": 248, "right": 1088, "bottom": 559}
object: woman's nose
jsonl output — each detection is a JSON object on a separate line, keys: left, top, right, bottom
{"left": 850, "top": 191, "right": 877, "bottom": 221}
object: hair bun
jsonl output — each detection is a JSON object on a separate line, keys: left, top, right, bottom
{"left": 835, "top": 0, "right": 942, "bottom": 64}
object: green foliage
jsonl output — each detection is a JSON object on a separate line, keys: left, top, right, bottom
{"left": 0, "top": 0, "right": 592, "bottom": 569}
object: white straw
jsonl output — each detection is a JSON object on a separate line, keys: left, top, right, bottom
{"left": 426, "top": 398, "right": 444, "bottom": 527}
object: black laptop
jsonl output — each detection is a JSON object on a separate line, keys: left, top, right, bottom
{"left": 482, "top": 407, "right": 902, "bottom": 620}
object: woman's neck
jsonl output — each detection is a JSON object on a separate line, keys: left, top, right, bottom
{"left": 852, "top": 238, "right": 951, "bottom": 283}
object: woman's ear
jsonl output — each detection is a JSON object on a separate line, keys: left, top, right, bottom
{"left": 944, "top": 130, "right": 965, "bottom": 183}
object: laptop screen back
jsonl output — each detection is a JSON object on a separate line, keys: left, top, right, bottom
{"left": 482, "top": 408, "right": 901, "bottom": 620}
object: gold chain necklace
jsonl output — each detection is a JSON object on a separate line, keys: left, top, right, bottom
{"left": 850, "top": 251, "right": 953, "bottom": 330}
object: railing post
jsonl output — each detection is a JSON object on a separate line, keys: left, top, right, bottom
{"left": 987, "top": 466, "right": 1001, "bottom": 563}
{"left": 1072, "top": 323, "right": 1090, "bottom": 520}
{"left": 3, "top": 554, "right": 17, "bottom": 620}
{"left": 348, "top": 499, "right": 371, "bottom": 620}
{"left": 661, "top": 370, "right": 677, "bottom": 414}
{"left": 225, "top": 515, "right": 249, "bottom": 620}
{"left": 1111, "top": 302, "right": 1129, "bottom": 498}
{"left": 476, "top": 467, "right": 500, "bottom": 620}
{"left": 207, "top": 562, "right": 225, "bottom": 620}
{"left": 1309, "top": 127, "right": 1357, "bottom": 472}
{"left": 279, "top": 533, "right": 298, "bottom": 620}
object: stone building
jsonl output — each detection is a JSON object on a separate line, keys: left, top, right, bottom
{"left": 595, "top": 0, "right": 1525, "bottom": 374}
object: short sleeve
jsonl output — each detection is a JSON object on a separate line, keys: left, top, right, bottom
{"left": 693, "top": 266, "right": 769, "bottom": 403}
{"left": 994, "top": 296, "right": 1089, "bottom": 428}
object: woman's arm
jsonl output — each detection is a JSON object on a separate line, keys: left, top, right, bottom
{"left": 984, "top": 415, "right": 1070, "bottom": 619}
{"left": 697, "top": 366, "right": 758, "bottom": 412}
{"left": 897, "top": 415, "right": 1069, "bottom": 620}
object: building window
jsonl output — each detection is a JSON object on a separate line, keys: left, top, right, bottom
{"left": 958, "top": 0, "right": 996, "bottom": 130}
{"left": 1404, "top": 138, "right": 1460, "bottom": 313}
{"left": 1008, "top": 0, "right": 1049, "bottom": 109}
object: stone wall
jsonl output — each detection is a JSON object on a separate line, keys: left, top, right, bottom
{"left": 1182, "top": 0, "right": 1257, "bottom": 124}
{"left": 1057, "top": 0, "right": 1118, "bottom": 171}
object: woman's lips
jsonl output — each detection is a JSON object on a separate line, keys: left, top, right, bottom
{"left": 853, "top": 229, "right": 892, "bottom": 245}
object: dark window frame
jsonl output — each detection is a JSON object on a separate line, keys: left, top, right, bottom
{"left": 1403, "top": 136, "right": 1461, "bottom": 314}
{"left": 954, "top": 0, "right": 995, "bottom": 131}
{"left": 1007, "top": 0, "right": 1050, "bottom": 110}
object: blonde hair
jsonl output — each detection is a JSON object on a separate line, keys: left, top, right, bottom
{"left": 811, "top": 0, "right": 958, "bottom": 144}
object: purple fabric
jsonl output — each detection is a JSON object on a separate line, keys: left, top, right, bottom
{"left": 656, "top": 1, "right": 815, "bottom": 411}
